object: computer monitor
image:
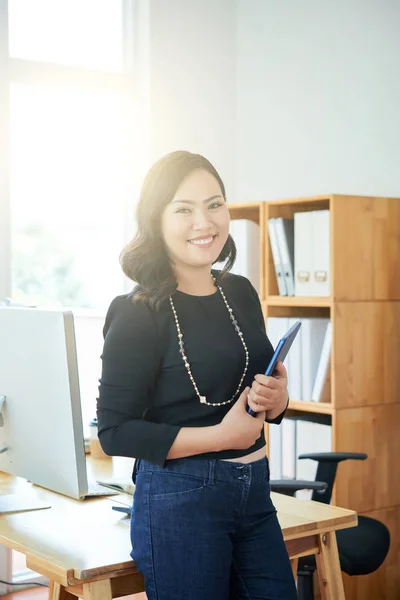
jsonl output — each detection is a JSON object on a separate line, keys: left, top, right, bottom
{"left": 0, "top": 306, "right": 114, "bottom": 502}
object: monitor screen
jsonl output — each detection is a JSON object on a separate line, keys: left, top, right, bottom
{"left": 0, "top": 306, "right": 92, "bottom": 499}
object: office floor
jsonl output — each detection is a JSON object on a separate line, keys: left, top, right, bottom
{"left": 2, "top": 589, "right": 147, "bottom": 600}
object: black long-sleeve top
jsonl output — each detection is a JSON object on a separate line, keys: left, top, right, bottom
{"left": 96, "top": 272, "right": 287, "bottom": 467}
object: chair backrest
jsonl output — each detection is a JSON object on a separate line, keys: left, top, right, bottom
{"left": 311, "top": 460, "right": 338, "bottom": 504}
{"left": 299, "top": 452, "right": 368, "bottom": 504}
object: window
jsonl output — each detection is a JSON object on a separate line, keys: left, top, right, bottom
{"left": 10, "top": 82, "right": 129, "bottom": 311}
{"left": 8, "top": 0, "right": 124, "bottom": 71}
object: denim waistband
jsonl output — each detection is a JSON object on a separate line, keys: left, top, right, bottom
{"left": 136, "top": 455, "right": 269, "bottom": 485}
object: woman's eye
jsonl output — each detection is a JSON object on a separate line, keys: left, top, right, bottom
{"left": 209, "top": 202, "right": 222, "bottom": 209}
{"left": 176, "top": 208, "right": 191, "bottom": 214}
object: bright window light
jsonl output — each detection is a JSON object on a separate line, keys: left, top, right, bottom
{"left": 8, "top": 0, "right": 124, "bottom": 71}
{"left": 10, "top": 82, "right": 132, "bottom": 311}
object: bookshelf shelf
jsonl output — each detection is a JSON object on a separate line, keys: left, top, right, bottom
{"left": 287, "top": 400, "right": 334, "bottom": 414}
{"left": 228, "top": 202, "right": 262, "bottom": 224}
{"left": 237, "top": 193, "right": 400, "bottom": 599}
{"left": 267, "top": 295, "right": 332, "bottom": 308}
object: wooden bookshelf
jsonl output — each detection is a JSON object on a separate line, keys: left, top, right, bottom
{"left": 229, "top": 195, "right": 400, "bottom": 600}
{"left": 287, "top": 400, "right": 334, "bottom": 415}
{"left": 267, "top": 295, "right": 332, "bottom": 307}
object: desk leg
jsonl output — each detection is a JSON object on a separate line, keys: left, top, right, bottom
{"left": 49, "top": 582, "right": 77, "bottom": 600}
{"left": 82, "top": 579, "right": 112, "bottom": 600}
{"left": 315, "top": 532, "right": 345, "bottom": 600}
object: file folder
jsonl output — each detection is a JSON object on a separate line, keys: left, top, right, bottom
{"left": 275, "top": 217, "right": 295, "bottom": 296}
{"left": 267, "top": 218, "right": 287, "bottom": 295}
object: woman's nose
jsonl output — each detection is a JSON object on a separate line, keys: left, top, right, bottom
{"left": 192, "top": 208, "right": 212, "bottom": 230}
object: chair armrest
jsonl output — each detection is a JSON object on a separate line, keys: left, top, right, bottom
{"left": 270, "top": 479, "right": 328, "bottom": 495}
{"left": 298, "top": 452, "right": 368, "bottom": 463}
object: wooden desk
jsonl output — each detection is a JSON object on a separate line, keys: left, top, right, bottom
{"left": 0, "top": 457, "right": 357, "bottom": 600}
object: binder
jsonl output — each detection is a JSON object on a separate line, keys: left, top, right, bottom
{"left": 311, "top": 321, "right": 332, "bottom": 402}
{"left": 266, "top": 317, "right": 289, "bottom": 349}
{"left": 267, "top": 218, "right": 287, "bottom": 295}
{"left": 268, "top": 425, "right": 282, "bottom": 480}
{"left": 300, "top": 318, "right": 330, "bottom": 401}
{"left": 294, "top": 211, "right": 313, "bottom": 296}
{"left": 281, "top": 418, "right": 296, "bottom": 479}
{"left": 275, "top": 217, "right": 295, "bottom": 296}
{"left": 312, "top": 210, "right": 330, "bottom": 296}
{"left": 294, "top": 210, "right": 331, "bottom": 297}
{"left": 287, "top": 317, "right": 302, "bottom": 402}
{"left": 230, "top": 220, "right": 261, "bottom": 293}
{"left": 295, "top": 421, "right": 332, "bottom": 499}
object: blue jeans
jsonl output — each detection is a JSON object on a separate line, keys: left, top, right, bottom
{"left": 130, "top": 456, "right": 297, "bottom": 600}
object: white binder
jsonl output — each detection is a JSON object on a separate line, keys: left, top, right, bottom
{"left": 281, "top": 418, "right": 296, "bottom": 479}
{"left": 266, "top": 317, "right": 289, "bottom": 349}
{"left": 311, "top": 321, "right": 332, "bottom": 402}
{"left": 267, "top": 218, "right": 287, "bottom": 295}
{"left": 230, "top": 219, "right": 260, "bottom": 293}
{"left": 294, "top": 211, "right": 313, "bottom": 296}
{"left": 287, "top": 317, "right": 302, "bottom": 402}
{"left": 275, "top": 217, "right": 295, "bottom": 296}
{"left": 300, "top": 318, "right": 330, "bottom": 401}
{"left": 294, "top": 210, "right": 331, "bottom": 297}
{"left": 295, "top": 421, "right": 332, "bottom": 499}
{"left": 312, "top": 210, "right": 330, "bottom": 296}
{"left": 268, "top": 425, "right": 282, "bottom": 480}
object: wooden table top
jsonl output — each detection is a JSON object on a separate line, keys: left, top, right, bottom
{"left": 0, "top": 457, "right": 357, "bottom": 586}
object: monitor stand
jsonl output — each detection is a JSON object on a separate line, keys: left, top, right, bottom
{"left": 0, "top": 492, "right": 51, "bottom": 515}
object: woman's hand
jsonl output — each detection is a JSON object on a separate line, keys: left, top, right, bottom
{"left": 217, "top": 387, "right": 265, "bottom": 451}
{"left": 247, "top": 361, "right": 289, "bottom": 421}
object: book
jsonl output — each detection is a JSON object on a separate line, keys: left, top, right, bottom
{"left": 267, "top": 218, "right": 287, "bottom": 295}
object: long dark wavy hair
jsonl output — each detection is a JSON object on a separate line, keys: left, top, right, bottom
{"left": 120, "top": 150, "right": 236, "bottom": 310}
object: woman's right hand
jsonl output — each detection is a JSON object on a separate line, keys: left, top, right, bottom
{"left": 217, "top": 387, "right": 266, "bottom": 451}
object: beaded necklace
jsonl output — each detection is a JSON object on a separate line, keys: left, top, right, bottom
{"left": 169, "top": 277, "right": 249, "bottom": 406}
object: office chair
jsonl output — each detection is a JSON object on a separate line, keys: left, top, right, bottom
{"left": 270, "top": 452, "right": 391, "bottom": 600}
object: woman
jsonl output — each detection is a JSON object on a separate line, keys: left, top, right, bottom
{"left": 97, "top": 150, "right": 297, "bottom": 600}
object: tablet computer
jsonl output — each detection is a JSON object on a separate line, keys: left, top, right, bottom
{"left": 246, "top": 320, "right": 301, "bottom": 416}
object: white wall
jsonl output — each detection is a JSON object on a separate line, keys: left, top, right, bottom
{"left": 148, "top": 0, "right": 237, "bottom": 201}
{"left": 236, "top": 0, "right": 400, "bottom": 202}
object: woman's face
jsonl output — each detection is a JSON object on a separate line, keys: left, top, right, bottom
{"left": 161, "top": 168, "right": 230, "bottom": 271}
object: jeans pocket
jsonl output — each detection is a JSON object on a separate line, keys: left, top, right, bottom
{"left": 149, "top": 472, "right": 207, "bottom": 499}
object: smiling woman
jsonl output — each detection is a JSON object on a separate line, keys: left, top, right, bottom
{"left": 97, "top": 150, "right": 295, "bottom": 600}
